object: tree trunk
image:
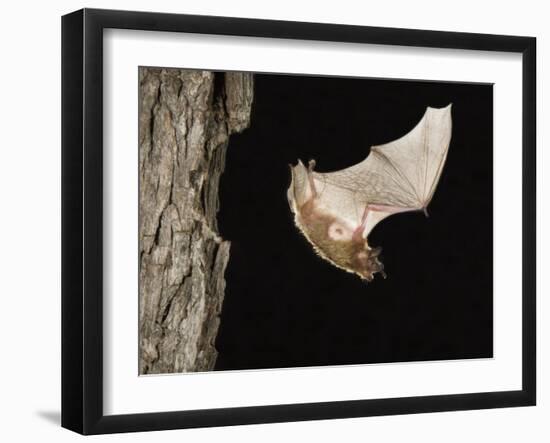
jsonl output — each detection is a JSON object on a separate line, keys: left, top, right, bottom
{"left": 138, "top": 68, "right": 253, "bottom": 374}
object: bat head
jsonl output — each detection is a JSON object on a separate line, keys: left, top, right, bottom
{"left": 352, "top": 245, "right": 386, "bottom": 282}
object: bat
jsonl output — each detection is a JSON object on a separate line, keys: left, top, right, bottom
{"left": 287, "top": 104, "right": 452, "bottom": 281}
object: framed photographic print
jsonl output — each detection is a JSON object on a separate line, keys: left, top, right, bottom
{"left": 61, "top": 8, "right": 536, "bottom": 435}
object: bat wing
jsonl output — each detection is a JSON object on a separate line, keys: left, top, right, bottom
{"left": 310, "top": 104, "right": 452, "bottom": 237}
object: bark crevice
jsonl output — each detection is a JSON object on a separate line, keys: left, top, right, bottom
{"left": 139, "top": 68, "right": 253, "bottom": 374}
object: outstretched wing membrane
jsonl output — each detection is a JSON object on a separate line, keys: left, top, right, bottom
{"left": 310, "top": 104, "right": 452, "bottom": 236}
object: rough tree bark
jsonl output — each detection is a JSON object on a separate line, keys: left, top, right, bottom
{"left": 139, "top": 68, "right": 253, "bottom": 374}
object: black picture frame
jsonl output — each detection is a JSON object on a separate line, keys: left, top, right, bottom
{"left": 61, "top": 8, "right": 536, "bottom": 435}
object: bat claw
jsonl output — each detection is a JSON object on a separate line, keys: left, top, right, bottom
{"left": 423, "top": 207, "right": 429, "bottom": 217}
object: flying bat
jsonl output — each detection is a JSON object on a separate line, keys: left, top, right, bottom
{"left": 287, "top": 104, "right": 452, "bottom": 281}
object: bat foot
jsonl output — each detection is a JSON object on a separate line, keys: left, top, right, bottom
{"left": 423, "top": 207, "right": 429, "bottom": 217}
{"left": 308, "top": 159, "right": 316, "bottom": 171}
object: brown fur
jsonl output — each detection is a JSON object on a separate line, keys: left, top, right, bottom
{"left": 294, "top": 199, "right": 385, "bottom": 281}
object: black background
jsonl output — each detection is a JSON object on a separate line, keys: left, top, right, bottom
{"left": 214, "top": 73, "right": 493, "bottom": 371}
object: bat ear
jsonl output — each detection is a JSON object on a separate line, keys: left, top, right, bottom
{"left": 369, "top": 246, "right": 382, "bottom": 257}
{"left": 287, "top": 159, "right": 312, "bottom": 206}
